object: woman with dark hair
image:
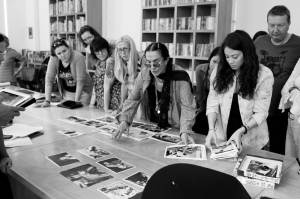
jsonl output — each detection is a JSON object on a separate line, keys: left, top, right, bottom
{"left": 35, "top": 39, "right": 93, "bottom": 107}
{"left": 252, "top": 31, "right": 268, "bottom": 41}
{"left": 205, "top": 30, "right": 274, "bottom": 150}
{"left": 90, "top": 37, "right": 121, "bottom": 111}
{"left": 112, "top": 42, "right": 196, "bottom": 145}
{"left": 193, "top": 46, "right": 220, "bottom": 135}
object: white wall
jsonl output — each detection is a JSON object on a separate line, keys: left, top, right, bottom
{"left": 103, "top": 0, "right": 142, "bottom": 51}
{"left": 234, "top": 0, "right": 300, "bottom": 38}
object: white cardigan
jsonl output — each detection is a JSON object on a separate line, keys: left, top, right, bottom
{"left": 206, "top": 64, "right": 274, "bottom": 149}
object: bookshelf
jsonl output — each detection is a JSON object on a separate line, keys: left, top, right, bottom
{"left": 49, "top": 0, "right": 102, "bottom": 52}
{"left": 141, "top": 0, "right": 233, "bottom": 84}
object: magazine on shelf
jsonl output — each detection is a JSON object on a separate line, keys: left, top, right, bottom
{"left": 0, "top": 88, "right": 36, "bottom": 107}
{"left": 232, "top": 158, "right": 275, "bottom": 189}
{"left": 236, "top": 154, "right": 283, "bottom": 184}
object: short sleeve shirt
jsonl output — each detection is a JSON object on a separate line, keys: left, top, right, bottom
{"left": 255, "top": 34, "right": 300, "bottom": 115}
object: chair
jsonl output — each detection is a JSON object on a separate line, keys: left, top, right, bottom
{"left": 142, "top": 163, "right": 251, "bottom": 199}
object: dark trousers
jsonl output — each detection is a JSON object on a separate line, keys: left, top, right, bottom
{"left": 0, "top": 172, "right": 14, "bottom": 199}
{"left": 267, "top": 110, "right": 289, "bottom": 155}
{"left": 192, "top": 111, "right": 208, "bottom": 136}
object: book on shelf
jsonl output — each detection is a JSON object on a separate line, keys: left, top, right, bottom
{"left": 76, "top": 16, "right": 86, "bottom": 32}
{"left": 159, "top": 18, "right": 174, "bottom": 30}
{"left": 232, "top": 158, "right": 276, "bottom": 190}
{"left": 67, "top": 36, "right": 76, "bottom": 50}
{"left": 141, "top": 41, "right": 153, "bottom": 51}
{"left": 177, "top": 17, "right": 194, "bottom": 30}
{"left": 196, "top": 16, "right": 215, "bottom": 30}
{"left": 50, "top": 0, "right": 76, "bottom": 15}
{"left": 176, "top": 43, "right": 193, "bottom": 57}
{"left": 142, "top": 19, "right": 157, "bottom": 31}
{"left": 26, "top": 51, "right": 34, "bottom": 63}
{"left": 195, "top": 43, "right": 214, "bottom": 58}
{"left": 236, "top": 154, "right": 283, "bottom": 184}
{"left": 50, "top": 21, "right": 58, "bottom": 33}
{"left": 163, "top": 43, "right": 174, "bottom": 56}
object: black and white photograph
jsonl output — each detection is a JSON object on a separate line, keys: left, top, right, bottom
{"left": 164, "top": 144, "right": 207, "bottom": 160}
{"left": 77, "top": 146, "right": 112, "bottom": 160}
{"left": 0, "top": 89, "right": 31, "bottom": 106}
{"left": 97, "top": 157, "right": 135, "bottom": 173}
{"left": 95, "top": 126, "right": 117, "bottom": 136}
{"left": 60, "top": 164, "right": 113, "bottom": 189}
{"left": 98, "top": 181, "right": 139, "bottom": 199}
{"left": 57, "top": 129, "right": 85, "bottom": 137}
{"left": 58, "top": 116, "right": 88, "bottom": 124}
{"left": 150, "top": 133, "right": 181, "bottom": 144}
{"left": 79, "top": 120, "right": 107, "bottom": 128}
{"left": 136, "top": 124, "right": 170, "bottom": 133}
{"left": 127, "top": 128, "right": 154, "bottom": 141}
{"left": 131, "top": 122, "right": 145, "bottom": 128}
{"left": 46, "top": 152, "right": 80, "bottom": 167}
{"left": 123, "top": 172, "right": 150, "bottom": 188}
{"left": 95, "top": 116, "right": 117, "bottom": 124}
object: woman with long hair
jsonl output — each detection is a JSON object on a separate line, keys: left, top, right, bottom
{"left": 112, "top": 42, "right": 196, "bottom": 145}
{"left": 205, "top": 30, "right": 274, "bottom": 150}
{"left": 114, "top": 35, "right": 140, "bottom": 114}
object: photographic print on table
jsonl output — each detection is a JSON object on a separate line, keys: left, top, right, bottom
{"left": 58, "top": 116, "right": 88, "bottom": 124}
{"left": 46, "top": 152, "right": 80, "bottom": 167}
{"left": 164, "top": 144, "right": 207, "bottom": 160}
{"left": 60, "top": 164, "right": 113, "bottom": 189}
{"left": 131, "top": 122, "right": 145, "bottom": 128}
{"left": 77, "top": 146, "right": 112, "bottom": 160}
{"left": 57, "top": 129, "right": 85, "bottom": 137}
{"left": 98, "top": 181, "right": 139, "bottom": 199}
{"left": 95, "top": 116, "right": 117, "bottom": 124}
{"left": 136, "top": 124, "right": 170, "bottom": 133}
{"left": 79, "top": 120, "right": 107, "bottom": 128}
{"left": 95, "top": 126, "right": 117, "bottom": 136}
{"left": 150, "top": 133, "right": 181, "bottom": 144}
{"left": 97, "top": 157, "right": 135, "bottom": 173}
{"left": 123, "top": 171, "right": 150, "bottom": 189}
{"left": 127, "top": 128, "right": 154, "bottom": 141}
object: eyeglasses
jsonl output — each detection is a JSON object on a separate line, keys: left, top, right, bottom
{"left": 144, "top": 58, "right": 163, "bottom": 68}
{"left": 52, "top": 39, "right": 65, "bottom": 47}
{"left": 117, "top": 47, "right": 130, "bottom": 53}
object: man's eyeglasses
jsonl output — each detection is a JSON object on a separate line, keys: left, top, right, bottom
{"left": 144, "top": 58, "right": 163, "bottom": 68}
{"left": 117, "top": 47, "right": 130, "bottom": 53}
{"left": 52, "top": 39, "right": 65, "bottom": 47}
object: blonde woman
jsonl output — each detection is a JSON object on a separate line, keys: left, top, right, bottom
{"left": 114, "top": 35, "right": 140, "bottom": 115}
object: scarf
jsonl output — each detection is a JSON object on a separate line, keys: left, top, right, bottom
{"left": 154, "top": 64, "right": 193, "bottom": 129}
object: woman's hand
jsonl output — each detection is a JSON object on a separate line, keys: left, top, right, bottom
{"left": 34, "top": 101, "right": 50, "bottom": 108}
{"left": 0, "top": 157, "right": 12, "bottom": 174}
{"left": 180, "top": 132, "right": 195, "bottom": 145}
{"left": 227, "top": 127, "right": 244, "bottom": 151}
{"left": 205, "top": 129, "right": 218, "bottom": 149}
{"left": 112, "top": 121, "right": 129, "bottom": 139}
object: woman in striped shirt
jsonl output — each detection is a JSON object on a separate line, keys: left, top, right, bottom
{"left": 0, "top": 34, "right": 27, "bottom": 85}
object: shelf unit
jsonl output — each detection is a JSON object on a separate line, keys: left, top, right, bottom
{"left": 141, "top": 0, "right": 233, "bottom": 84}
{"left": 49, "top": 0, "right": 102, "bottom": 52}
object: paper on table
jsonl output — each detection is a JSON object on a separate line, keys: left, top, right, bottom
{"left": 4, "top": 137, "right": 33, "bottom": 147}
{"left": 3, "top": 124, "right": 43, "bottom": 138}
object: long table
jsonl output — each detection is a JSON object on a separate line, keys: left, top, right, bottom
{"left": 4, "top": 88, "right": 299, "bottom": 199}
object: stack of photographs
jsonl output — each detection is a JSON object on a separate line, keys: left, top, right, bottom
{"left": 209, "top": 142, "right": 239, "bottom": 161}
{"left": 164, "top": 144, "right": 207, "bottom": 160}
{"left": 232, "top": 155, "right": 283, "bottom": 189}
